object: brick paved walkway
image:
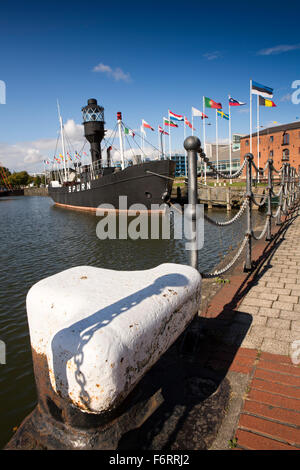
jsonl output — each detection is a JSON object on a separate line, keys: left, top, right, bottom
{"left": 238, "top": 216, "right": 300, "bottom": 356}
{"left": 200, "top": 214, "right": 300, "bottom": 450}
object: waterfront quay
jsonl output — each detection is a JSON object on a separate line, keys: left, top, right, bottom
{"left": 4, "top": 142, "right": 300, "bottom": 452}
{"left": 196, "top": 210, "right": 300, "bottom": 450}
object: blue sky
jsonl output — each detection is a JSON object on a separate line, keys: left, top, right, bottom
{"left": 1, "top": 0, "right": 300, "bottom": 170}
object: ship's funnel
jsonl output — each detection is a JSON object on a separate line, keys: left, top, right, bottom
{"left": 82, "top": 98, "right": 105, "bottom": 167}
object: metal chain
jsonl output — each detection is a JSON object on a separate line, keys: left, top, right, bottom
{"left": 251, "top": 192, "right": 268, "bottom": 207}
{"left": 204, "top": 197, "right": 248, "bottom": 226}
{"left": 202, "top": 157, "right": 247, "bottom": 180}
{"left": 201, "top": 236, "right": 248, "bottom": 278}
{"left": 252, "top": 218, "right": 269, "bottom": 240}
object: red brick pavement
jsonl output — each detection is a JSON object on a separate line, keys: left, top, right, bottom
{"left": 228, "top": 349, "right": 300, "bottom": 450}
{"left": 201, "top": 216, "right": 300, "bottom": 450}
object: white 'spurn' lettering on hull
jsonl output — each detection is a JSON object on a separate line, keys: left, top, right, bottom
{"left": 68, "top": 182, "right": 91, "bottom": 193}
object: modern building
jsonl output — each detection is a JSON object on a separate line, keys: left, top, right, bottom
{"left": 202, "top": 143, "right": 241, "bottom": 176}
{"left": 240, "top": 121, "right": 300, "bottom": 171}
{"left": 171, "top": 154, "right": 187, "bottom": 177}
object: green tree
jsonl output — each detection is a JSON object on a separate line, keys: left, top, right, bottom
{"left": 34, "top": 175, "right": 42, "bottom": 187}
{"left": 8, "top": 171, "right": 31, "bottom": 187}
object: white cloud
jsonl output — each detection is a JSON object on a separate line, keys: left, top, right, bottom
{"left": 0, "top": 120, "right": 161, "bottom": 172}
{"left": 237, "top": 106, "right": 250, "bottom": 114}
{"left": 280, "top": 93, "right": 292, "bottom": 102}
{"left": 93, "top": 62, "right": 131, "bottom": 82}
{"left": 203, "top": 51, "right": 222, "bottom": 60}
{"left": 257, "top": 44, "right": 300, "bottom": 55}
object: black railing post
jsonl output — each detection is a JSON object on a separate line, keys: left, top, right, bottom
{"left": 184, "top": 136, "right": 201, "bottom": 270}
{"left": 266, "top": 159, "right": 273, "bottom": 241}
{"left": 244, "top": 153, "right": 253, "bottom": 271}
{"left": 276, "top": 163, "right": 285, "bottom": 226}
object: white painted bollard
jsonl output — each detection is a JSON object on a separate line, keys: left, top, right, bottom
{"left": 10, "top": 263, "right": 201, "bottom": 449}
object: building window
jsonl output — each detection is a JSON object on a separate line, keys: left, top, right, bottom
{"left": 245, "top": 140, "right": 249, "bottom": 146}
{"left": 283, "top": 132, "right": 289, "bottom": 145}
{"left": 270, "top": 136, "right": 274, "bottom": 142}
{"left": 270, "top": 150, "right": 273, "bottom": 157}
{"left": 282, "top": 149, "right": 289, "bottom": 161}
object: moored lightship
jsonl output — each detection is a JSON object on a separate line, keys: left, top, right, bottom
{"left": 48, "top": 99, "right": 176, "bottom": 212}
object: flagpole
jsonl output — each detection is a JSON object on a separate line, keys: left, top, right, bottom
{"left": 257, "top": 94, "right": 260, "bottom": 183}
{"left": 158, "top": 126, "right": 160, "bottom": 159}
{"left": 163, "top": 124, "right": 166, "bottom": 159}
{"left": 203, "top": 96, "right": 207, "bottom": 184}
{"left": 43, "top": 161, "right": 46, "bottom": 187}
{"left": 117, "top": 114, "right": 125, "bottom": 169}
{"left": 216, "top": 109, "right": 219, "bottom": 183}
{"left": 192, "top": 115, "right": 194, "bottom": 136}
{"left": 250, "top": 79, "right": 252, "bottom": 154}
{"left": 184, "top": 117, "right": 187, "bottom": 176}
{"left": 168, "top": 110, "right": 172, "bottom": 159}
{"left": 57, "top": 100, "right": 67, "bottom": 182}
{"left": 229, "top": 95, "right": 232, "bottom": 184}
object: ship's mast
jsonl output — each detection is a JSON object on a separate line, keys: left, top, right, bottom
{"left": 57, "top": 100, "right": 67, "bottom": 182}
{"left": 117, "top": 112, "right": 125, "bottom": 170}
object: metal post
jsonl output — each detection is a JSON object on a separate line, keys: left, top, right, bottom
{"left": 287, "top": 164, "right": 291, "bottom": 211}
{"left": 282, "top": 163, "right": 287, "bottom": 215}
{"left": 292, "top": 167, "right": 296, "bottom": 203}
{"left": 184, "top": 136, "right": 201, "bottom": 270}
{"left": 245, "top": 153, "right": 253, "bottom": 271}
{"left": 266, "top": 159, "right": 273, "bottom": 241}
{"left": 276, "top": 163, "right": 285, "bottom": 226}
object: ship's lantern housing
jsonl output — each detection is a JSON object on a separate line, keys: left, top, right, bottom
{"left": 82, "top": 98, "right": 105, "bottom": 167}
{"left": 82, "top": 99, "right": 105, "bottom": 123}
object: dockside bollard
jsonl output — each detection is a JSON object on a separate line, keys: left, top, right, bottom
{"left": 184, "top": 136, "right": 201, "bottom": 271}
{"left": 6, "top": 264, "right": 201, "bottom": 450}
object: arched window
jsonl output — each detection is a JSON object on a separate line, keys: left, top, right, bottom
{"left": 282, "top": 149, "right": 289, "bottom": 161}
{"left": 283, "top": 132, "right": 289, "bottom": 145}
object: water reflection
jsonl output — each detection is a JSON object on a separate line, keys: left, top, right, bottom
{"left": 0, "top": 196, "right": 265, "bottom": 448}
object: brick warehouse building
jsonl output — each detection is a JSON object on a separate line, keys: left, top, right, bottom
{"left": 240, "top": 121, "right": 300, "bottom": 175}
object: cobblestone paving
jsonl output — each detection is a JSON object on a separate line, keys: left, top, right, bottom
{"left": 237, "top": 216, "right": 300, "bottom": 356}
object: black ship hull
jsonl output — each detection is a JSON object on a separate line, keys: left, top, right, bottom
{"left": 48, "top": 160, "right": 176, "bottom": 212}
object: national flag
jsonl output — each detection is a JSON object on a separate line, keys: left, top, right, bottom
{"left": 217, "top": 109, "right": 229, "bottom": 120}
{"left": 204, "top": 97, "right": 222, "bottom": 109}
{"left": 59, "top": 153, "right": 64, "bottom": 160}
{"left": 158, "top": 125, "right": 169, "bottom": 135}
{"left": 43, "top": 160, "right": 50, "bottom": 164}
{"left": 184, "top": 116, "right": 195, "bottom": 130}
{"left": 168, "top": 110, "right": 184, "bottom": 121}
{"left": 251, "top": 81, "right": 273, "bottom": 98}
{"left": 229, "top": 97, "right": 246, "bottom": 106}
{"left": 83, "top": 152, "right": 87, "bottom": 156}
{"left": 124, "top": 127, "right": 135, "bottom": 137}
{"left": 259, "top": 96, "right": 277, "bottom": 107}
{"left": 142, "top": 119, "right": 154, "bottom": 131}
{"left": 163, "top": 117, "right": 178, "bottom": 127}
{"left": 192, "top": 107, "right": 208, "bottom": 119}
{"left": 67, "top": 152, "right": 72, "bottom": 161}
